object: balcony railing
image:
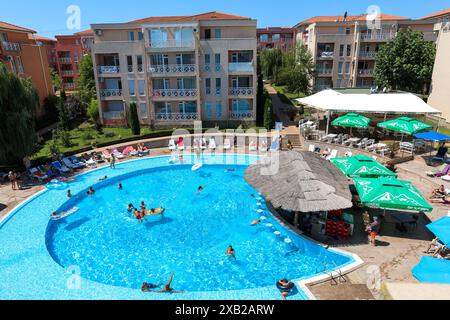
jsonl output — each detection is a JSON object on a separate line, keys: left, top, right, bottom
{"left": 103, "top": 111, "right": 125, "bottom": 120}
{"left": 359, "top": 51, "right": 377, "bottom": 59}
{"left": 63, "top": 83, "right": 76, "bottom": 90}
{"left": 228, "top": 62, "right": 254, "bottom": 73}
{"left": 149, "top": 64, "right": 197, "bottom": 74}
{"left": 230, "top": 111, "right": 255, "bottom": 120}
{"left": 229, "top": 87, "right": 254, "bottom": 96}
{"left": 59, "top": 57, "right": 72, "bottom": 63}
{"left": 98, "top": 66, "right": 120, "bottom": 74}
{"left": 61, "top": 70, "right": 74, "bottom": 77}
{"left": 317, "top": 69, "right": 333, "bottom": 75}
{"left": 1, "top": 41, "right": 21, "bottom": 51}
{"left": 153, "top": 112, "right": 199, "bottom": 122}
{"left": 317, "top": 52, "right": 334, "bottom": 59}
{"left": 204, "top": 64, "right": 222, "bottom": 72}
{"left": 100, "top": 89, "right": 123, "bottom": 99}
{"left": 360, "top": 33, "right": 393, "bottom": 41}
{"left": 149, "top": 40, "right": 194, "bottom": 49}
{"left": 358, "top": 69, "right": 374, "bottom": 76}
{"left": 151, "top": 88, "right": 198, "bottom": 98}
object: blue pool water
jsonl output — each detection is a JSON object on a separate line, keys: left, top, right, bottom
{"left": 0, "top": 155, "right": 356, "bottom": 300}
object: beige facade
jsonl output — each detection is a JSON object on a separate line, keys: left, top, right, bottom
{"left": 294, "top": 15, "right": 437, "bottom": 91}
{"left": 90, "top": 12, "right": 257, "bottom": 128}
{"left": 425, "top": 12, "right": 450, "bottom": 122}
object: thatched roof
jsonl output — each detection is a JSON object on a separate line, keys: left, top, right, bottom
{"left": 245, "top": 151, "right": 353, "bottom": 213}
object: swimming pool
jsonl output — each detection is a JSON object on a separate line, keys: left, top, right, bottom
{"left": 0, "top": 154, "right": 359, "bottom": 300}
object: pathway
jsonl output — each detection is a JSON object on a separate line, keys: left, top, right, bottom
{"left": 264, "top": 84, "right": 296, "bottom": 126}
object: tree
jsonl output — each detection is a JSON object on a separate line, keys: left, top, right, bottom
{"left": 128, "top": 102, "right": 141, "bottom": 135}
{"left": 0, "top": 64, "right": 38, "bottom": 164}
{"left": 260, "top": 47, "right": 283, "bottom": 82}
{"left": 256, "top": 55, "right": 265, "bottom": 126}
{"left": 374, "top": 28, "right": 436, "bottom": 94}
{"left": 263, "top": 93, "right": 275, "bottom": 130}
{"left": 50, "top": 69, "right": 62, "bottom": 92}
{"left": 57, "top": 93, "right": 70, "bottom": 130}
{"left": 77, "top": 53, "right": 96, "bottom": 106}
{"left": 277, "top": 43, "right": 315, "bottom": 95}
{"left": 87, "top": 99, "right": 99, "bottom": 123}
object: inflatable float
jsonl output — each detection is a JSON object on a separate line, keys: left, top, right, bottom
{"left": 51, "top": 207, "right": 79, "bottom": 221}
{"left": 192, "top": 163, "right": 203, "bottom": 171}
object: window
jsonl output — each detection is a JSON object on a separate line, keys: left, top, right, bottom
{"left": 175, "top": 28, "right": 194, "bottom": 46}
{"left": 215, "top": 78, "right": 221, "bottom": 95}
{"left": 9, "top": 56, "right": 17, "bottom": 73}
{"left": 156, "top": 102, "right": 171, "bottom": 115}
{"left": 205, "top": 29, "right": 211, "bottom": 39}
{"left": 272, "top": 34, "right": 281, "bottom": 42}
{"left": 346, "top": 44, "right": 352, "bottom": 57}
{"left": 259, "top": 34, "right": 269, "bottom": 42}
{"left": 16, "top": 56, "right": 24, "bottom": 74}
{"left": 338, "top": 27, "right": 344, "bottom": 34}
{"left": 137, "top": 55, "right": 143, "bottom": 72}
{"left": 345, "top": 28, "right": 351, "bottom": 35}
{"left": 74, "top": 52, "right": 78, "bottom": 62}
{"left": 216, "top": 103, "right": 222, "bottom": 118}
{"left": 231, "top": 51, "right": 252, "bottom": 63}
{"left": 151, "top": 54, "right": 168, "bottom": 66}
{"left": 150, "top": 29, "right": 167, "bottom": 47}
{"left": 232, "top": 100, "right": 250, "bottom": 112}
{"left": 153, "top": 78, "right": 170, "bottom": 90}
{"left": 206, "top": 103, "right": 212, "bottom": 119}
{"left": 138, "top": 31, "right": 144, "bottom": 41}
{"left": 205, "top": 78, "right": 211, "bottom": 95}
{"left": 138, "top": 80, "right": 145, "bottom": 96}
{"left": 176, "top": 77, "right": 195, "bottom": 89}
{"left": 128, "top": 80, "right": 135, "bottom": 96}
{"left": 0, "top": 33, "right": 8, "bottom": 42}
{"left": 205, "top": 54, "right": 210, "bottom": 65}
{"left": 214, "top": 29, "right": 221, "bottom": 39}
{"left": 215, "top": 54, "right": 221, "bottom": 65}
{"left": 127, "top": 56, "right": 133, "bottom": 72}
{"left": 139, "top": 102, "right": 148, "bottom": 118}
{"left": 128, "top": 31, "right": 135, "bottom": 41}
{"left": 345, "top": 62, "right": 350, "bottom": 74}
{"left": 179, "top": 102, "right": 197, "bottom": 114}
{"left": 339, "top": 45, "right": 344, "bottom": 57}
{"left": 338, "top": 62, "right": 343, "bottom": 74}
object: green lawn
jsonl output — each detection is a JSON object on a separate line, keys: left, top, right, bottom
{"left": 439, "top": 127, "right": 450, "bottom": 136}
{"left": 271, "top": 84, "right": 306, "bottom": 107}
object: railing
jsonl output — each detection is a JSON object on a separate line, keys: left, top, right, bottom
{"left": 229, "top": 87, "right": 254, "bottom": 96}
{"left": 98, "top": 66, "right": 120, "bottom": 74}
{"left": 61, "top": 70, "right": 74, "bottom": 77}
{"left": 127, "top": 65, "right": 133, "bottom": 73}
{"left": 204, "top": 64, "right": 222, "bottom": 72}
{"left": 230, "top": 111, "right": 254, "bottom": 120}
{"left": 151, "top": 88, "right": 198, "bottom": 98}
{"left": 360, "top": 33, "right": 393, "bottom": 41}
{"left": 100, "top": 89, "right": 123, "bottom": 99}
{"left": 148, "top": 40, "right": 195, "bottom": 49}
{"left": 59, "top": 57, "right": 72, "bottom": 63}
{"left": 63, "top": 83, "right": 76, "bottom": 90}
{"left": 359, "top": 51, "right": 377, "bottom": 59}
{"left": 317, "top": 69, "right": 333, "bottom": 75}
{"left": 358, "top": 69, "right": 374, "bottom": 76}
{"left": 153, "top": 113, "right": 199, "bottom": 121}
{"left": 103, "top": 111, "right": 125, "bottom": 120}
{"left": 317, "top": 52, "right": 334, "bottom": 59}
{"left": 149, "top": 64, "right": 197, "bottom": 74}
{"left": 1, "top": 41, "right": 20, "bottom": 51}
{"left": 137, "top": 64, "right": 144, "bottom": 73}
{"left": 229, "top": 62, "right": 254, "bottom": 73}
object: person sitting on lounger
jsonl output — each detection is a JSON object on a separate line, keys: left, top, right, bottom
{"left": 430, "top": 185, "right": 446, "bottom": 200}
{"left": 424, "top": 238, "right": 446, "bottom": 257}
{"left": 149, "top": 272, "right": 184, "bottom": 293}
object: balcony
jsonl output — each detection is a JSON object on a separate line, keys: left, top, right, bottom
{"left": 151, "top": 88, "right": 198, "bottom": 99}
{"left": 228, "top": 62, "right": 254, "bottom": 74}
{"left": 358, "top": 69, "right": 374, "bottom": 76}
{"left": 100, "top": 89, "right": 123, "bottom": 100}
{"left": 230, "top": 111, "right": 255, "bottom": 120}
{"left": 1, "top": 41, "right": 20, "bottom": 52}
{"left": 59, "top": 57, "right": 72, "bottom": 64}
{"left": 148, "top": 40, "right": 195, "bottom": 50}
{"left": 153, "top": 112, "right": 199, "bottom": 122}
{"left": 360, "top": 33, "right": 393, "bottom": 42}
{"left": 149, "top": 64, "right": 197, "bottom": 75}
{"left": 97, "top": 66, "right": 120, "bottom": 74}
{"left": 317, "top": 69, "right": 333, "bottom": 76}
{"left": 317, "top": 52, "right": 334, "bottom": 59}
{"left": 359, "top": 51, "right": 377, "bottom": 59}
{"left": 229, "top": 87, "right": 254, "bottom": 96}
{"left": 63, "top": 83, "right": 76, "bottom": 90}
{"left": 61, "top": 70, "right": 74, "bottom": 77}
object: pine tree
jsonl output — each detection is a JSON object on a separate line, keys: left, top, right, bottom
{"left": 128, "top": 102, "right": 141, "bottom": 135}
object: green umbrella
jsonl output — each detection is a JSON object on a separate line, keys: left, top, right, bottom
{"left": 331, "top": 155, "right": 397, "bottom": 178}
{"left": 353, "top": 177, "right": 433, "bottom": 213}
{"left": 332, "top": 113, "right": 371, "bottom": 129}
{"left": 377, "top": 117, "right": 432, "bottom": 135}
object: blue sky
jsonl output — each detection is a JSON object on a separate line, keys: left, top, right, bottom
{"left": 2, "top": 0, "right": 450, "bottom": 37}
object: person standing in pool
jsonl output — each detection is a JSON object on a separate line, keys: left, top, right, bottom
{"left": 226, "top": 246, "right": 236, "bottom": 259}
{"left": 277, "top": 279, "right": 295, "bottom": 300}
{"left": 67, "top": 190, "right": 72, "bottom": 198}
{"left": 127, "top": 204, "right": 135, "bottom": 213}
{"left": 197, "top": 186, "right": 204, "bottom": 194}
{"left": 87, "top": 187, "right": 95, "bottom": 196}
{"left": 118, "top": 183, "right": 123, "bottom": 190}
{"left": 140, "top": 201, "right": 146, "bottom": 212}
{"left": 110, "top": 153, "right": 116, "bottom": 169}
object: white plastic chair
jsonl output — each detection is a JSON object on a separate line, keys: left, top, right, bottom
{"left": 326, "top": 149, "right": 338, "bottom": 160}
{"left": 169, "top": 140, "right": 176, "bottom": 151}
{"left": 308, "top": 144, "right": 315, "bottom": 153}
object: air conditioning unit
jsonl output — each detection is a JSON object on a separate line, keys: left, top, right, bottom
{"left": 95, "top": 29, "right": 103, "bottom": 36}
{"left": 193, "top": 28, "right": 199, "bottom": 33}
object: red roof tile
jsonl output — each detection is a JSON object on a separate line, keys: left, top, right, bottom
{"left": 129, "top": 11, "right": 251, "bottom": 24}
{"left": 28, "top": 34, "right": 56, "bottom": 42}
{"left": 74, "top": 29, "right": 94, "bottom": 36}
{"left": 297, "top": 13, "right": 409, "bottom": 26}
{"left": 420, "top": 8, "right": 450, "bottom": 20}
{"left": 0, "top": 21, "right": 35, "bottom": 33}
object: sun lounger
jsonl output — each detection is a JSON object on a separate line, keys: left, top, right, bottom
{"left": 51, "top": 161, "right": 71, "bottom": 174}
{"left": 224, "top": 139, "right": 232, "bottom": 150}
{"left": 39, "top": 165, "right": 56, "bottom": 177}
{"left": 62, "top": 157, "right": 82, "bottom": 170}
{"left": 122, "top": 146, "right": 138, "bottom": 157}
{"left": 249, "top": 140, "right": 258, "bottom": 152}
{"left": 102, "top": 150, "right": 112, "bottom": 160}
{"left": 29, "top": 168, "right": 48, "bottom": 182}
{"left": 168, "top": 140, "right": 177, "bottom": 151}
{"left": 69, "top": 156, "right": 87, "bottom": 168}
{"left": 113, "top": 149, "right": 125, "bottom": 159}
{"left": 85, "top": 158, "right": 97, "bottom": 166}
{"left": 209, "top": 138, "right": 217, "bottom": 150}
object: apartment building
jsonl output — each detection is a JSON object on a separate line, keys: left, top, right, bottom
{"left": 422, "top": 8, "right": 450, "bottom": 122}
{"left": 257, "top": 27, "right": 296, "bottom": 51}
{"left": 294, "top": 14, "right": 437, "bottom": 91}
{"left": 30, "top": 35, "right": 58, "bottom": 71}
{"left": 54, "top": 29, "right": 94, "bottom": 91}
{"left": 90, "top": 11, "right": 257, "bottom": 128}
{"left": 0, "top": 21, "right": 53, "bottom": 116}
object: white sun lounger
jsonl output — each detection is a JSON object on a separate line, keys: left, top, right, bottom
{"left": 169, "top": 140, "right": 176, "bottom": 151}
{"left": 224, "top": 139, "right": 232, "bottom": 150}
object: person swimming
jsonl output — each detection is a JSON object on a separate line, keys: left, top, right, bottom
{"left": 99, "top": 176, "right": 108, "bottom": 181}
{"left": 127, "top": 204, "right": 135, "bottom": 213}
{"left": 140, "top": 201, "right": 146, "bottom": 211}
{"left": 251, "top": 220, "right": 261, "bottom": 226}
{"left": 134, "top": 209, "right": 144, "bottom": 223}
{"left": 197, "top": 186, "right": 204, "bottom": 193}
{"left": 148, "top": 272, "right": 184, "bottom": 294}
{"left": 118, "top": 183, "right": 123, "bottom": 190}
{"left": 141, "top": 282, "right": 160, "bottom": 292}
{"left": 67, "top": 190, "right": 72, "bottom": 198}
{"left": 87, "top": 187, "right": 95, "bottom": 196}
{"left": 226, "top": 245, "right": 236, "bottom": 259}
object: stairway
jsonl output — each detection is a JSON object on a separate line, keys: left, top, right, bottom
{"left": 281, "top": 126, "right": 302, "bottom": 150}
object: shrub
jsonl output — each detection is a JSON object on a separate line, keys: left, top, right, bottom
{"left": 128, "top": 102, "right": 141, "bottom": 135}
{"left": 49, "top": 140, "right": 60, "bottom": 155}
{"left": 87, "top": 99, "right": 99, "bottom": 123}
{"left": 81, "top": 131, "right": 93, "bottom": 142}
